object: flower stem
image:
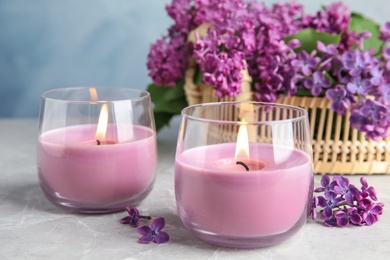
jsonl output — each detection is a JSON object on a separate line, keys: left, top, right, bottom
{"left": 139, "top": 215, "right": 152, "bottom": 220}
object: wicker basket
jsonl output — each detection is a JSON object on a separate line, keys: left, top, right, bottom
{"left": 183, "top": 64, "right": 390, "bottom": 175}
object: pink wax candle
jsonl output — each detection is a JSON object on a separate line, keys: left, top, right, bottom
{"left": 175, "top": 143, "right": 312, "bottom": 237}
{"left": 38, "top": 124, "right": 156, "bottom": 209}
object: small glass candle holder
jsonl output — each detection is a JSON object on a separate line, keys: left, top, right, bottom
{"left": 37, "top": 87, "right": 156, "bottom": 213}
{"left": 175, "top": 102, "right": 314, "bottom": 248}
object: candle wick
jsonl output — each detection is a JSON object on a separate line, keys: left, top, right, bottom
{"left": 236, "top": 161, "right": 249, "bottom": 171}
{"left": 96, "top": 140, "right": 101, "bottom": 145}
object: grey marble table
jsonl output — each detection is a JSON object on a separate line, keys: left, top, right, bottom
{"left": 0, "top": 118, "right": 389, "bottom": 260}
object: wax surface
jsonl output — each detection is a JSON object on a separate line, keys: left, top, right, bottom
{"left": 38, "top": 125, "right": 156, "bottom": 205}
{"left": 175, "top": 143, "right": 312, "bottom": 237}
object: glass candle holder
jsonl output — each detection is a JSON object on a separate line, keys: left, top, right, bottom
{"left": 175, "top": 102, "right": 314, "bottom": 248}
{"left": 37, "top": 87, "right": 156, "bottom": 213}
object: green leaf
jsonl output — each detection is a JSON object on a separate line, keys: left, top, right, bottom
{"left": 154, "top": 97, "right": 188, "bottom": 114}
{"left": 285, "top": 28, "right": 341, "bottom": 53}
{"left": 295, "top": 87, "right": 312, "bottom": 97}
{"left": 349, "top": 12, "right": 381, "bottom": 52}
{"left": 153, "top": 111, "right": 175, "bottom": 132}
{"left": 147, "top": 81, "right": 188, "bottom": 131}
{"left": 193, "top": 66, "right": 203, "bottom": 85}
{"left": 147, "top": 81, "right": 186, "bottom": 103}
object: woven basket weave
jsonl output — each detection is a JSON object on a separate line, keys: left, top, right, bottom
{"left": 184, "top": 64, "right": 390, "bottom": 175}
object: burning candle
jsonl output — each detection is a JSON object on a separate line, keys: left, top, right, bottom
{"left": 175, "top": 102, "right": 314, "bottom": 248}
{"left": 37, "top": 87, "right": 157, "bottom": 213}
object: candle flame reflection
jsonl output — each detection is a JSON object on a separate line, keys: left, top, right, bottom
{"left": 96, "top": 104, "right": 108, "bottom": 141}
{"left": 235, "top": 119, "right": 250, "bottom": 160}
{"left": 89, "top": 88, "right": 99, "bottom": 103}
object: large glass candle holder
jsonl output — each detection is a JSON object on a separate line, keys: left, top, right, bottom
{"left": 37, "top": 87, "right": 156, "bottom": 213}
{"left": 175, "top": 102, "right": 314, "bottom": 248}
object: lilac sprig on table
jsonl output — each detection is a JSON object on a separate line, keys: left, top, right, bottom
{"left": 120, "top": 207, "right": 169, "bottom": 244}
{"left": 311, "top": 175, "right": 384, "bottom": 227}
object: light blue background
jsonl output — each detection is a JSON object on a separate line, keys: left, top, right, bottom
{"left": 0, "top": 0, "right": 388, "bottom": 117}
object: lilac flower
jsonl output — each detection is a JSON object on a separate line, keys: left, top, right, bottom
{"left": 166, "top": 0, "right": 196, "bottom": 34}
{"left": 200, "top": 51, "right": 246, "bottom": 98}
{"left": 355, "top": 31, "right": 372, "bottom": 47}
{"left": 254, "top": 83, "right": 277, "bottom": 102}
{"left": 137, "top": 217, "right": 170, "bottom": 244}
{"left": 362, "top": 203, "right": 384, "bottom": 226}
{"left": 349, "top": 105, "right": 388, "bottom": 141}
{"left": 346, "top": 76, "right": 371, "bottom": 95}
{"left": 341, "top": 50, "right": 371, "bottom": 77}
{"left": 382, "top": 83, "right": 390, "bottom": 103}
{"left": 193, "top": 30, "right": 221, "bottom": 64}
{"left": 147, "top": 35, "right": 188, "bottom": 87}
{"left": 304, "top": 2, "right": 350, "bottom": 35}
{"left": 370, "top": 66, "right": 383, "bottom": 86}
{"left": 335, "top": 207, "right": 362, "bottom": 226}
{"left": 360, "top": 99, "right": 387, "bottom": 122}
{"left": 360, "top": 177, "right": 378, "bottom": 201}
{"left": 120, "top": 207, "right": 151, "bottom": 227}
{"left": 379, "top": 21, "right": 390, "bottom": 42}
{"left": 287, "top": 39, "right": 301, "bottom": 49}
{"left": 317, "top": 41, "right": 338, "bottom": 55}
{"left": 304, "top": 71, "right": 331, "bottom": 96}
{"left": 326, "top": 85, "right": 351, "bottom": 115}
{"left": 318, "top": 191, "right": 344, "bottom": 220}
{"left": 314, "top": 175, "right": 335, "bottom": 193}
{"left": 324, "top": 216, "right": 338, "bottom": 227}
{"left": 291, "top": 51, "right": 319, "bottom": 76}
{"left": 333, "top": 176, "right": 359, "bottom": 205}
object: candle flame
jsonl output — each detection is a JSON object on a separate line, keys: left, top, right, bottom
{"left": 96, "top": 104, "right": 108, "bottom": 141}
{"left": 235, "top": 119, "right": 250, "bottom": 160}
{"left": 89, "top": 87, "right": 98, "bottom": 103}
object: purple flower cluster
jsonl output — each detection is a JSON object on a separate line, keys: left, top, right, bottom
{"left": 147, "top": 0, "right": 390, "bottom": 139}
{"left": 312, "top": 175, "right": 384, "bottom": 227}
{"left": 120, "top": 207, "right": 169, "bottom": 244}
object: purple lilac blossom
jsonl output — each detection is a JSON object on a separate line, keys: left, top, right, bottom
{"left": 342, "top": 50, "right": 371, "bottom": 77}
{"left": 147, "top": 35, "right": 188, "bottom": 87}
{"left": 120, "top": 207, "right": 151, "bottom": 227}
{"left": 166, "top": 0, "right": 197, "bottom": 34}
{"left": 304, "top": 71, "right": 331, "bottom": 96}
{"left": 325, "top": 85, "right": 351, "bottom": 115}
{"left": 382, "top": 83, "right": 390, "bottom": 103}
{"left": 335, "top": 207, "right": 362, "bottom": 226}
{"left": 148, "top": 0, "right": 390, "bottom": 140}
{"left": 318, "top": 191, "right": 344, "bottom": 220}
{"left": 379, "top": 21, "right": 390, "bottom": 42}
{"left": 360, "top": 177, "right": 378, "bottom": 201}
{"left": 362, "top": 203, "right": 384, "bottom": 226}
{"left": 346, "top": 76, "right": 371, "bottom": 95}
{"left": 370, "top": 66, "right": 383, "bottom": 86}
{"left": 313, "top": 175, "right": 384, "bottom": 227}
{"left": 360, "top": 99, "right": 387, "bottom": 122}
{"left": 137, "top": 217, "right": 170, "bottom": 244}
{"left": 350, "top": 100, "right": 389, "bottom": 140}
{"left": 291, "top": 51, "right": 319, "bottom": 76}
{"left": 333, "top": 176, "right": 359, "bottom": 205}
{"left": 317, "top": 41, "right": 338, "bottom": 56}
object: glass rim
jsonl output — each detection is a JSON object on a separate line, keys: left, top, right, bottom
{"left": 41, "top": 87, "right": 150, "bottom": 102}
{"left": 181, "top": 101, "right": 308, "bottom": 125}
